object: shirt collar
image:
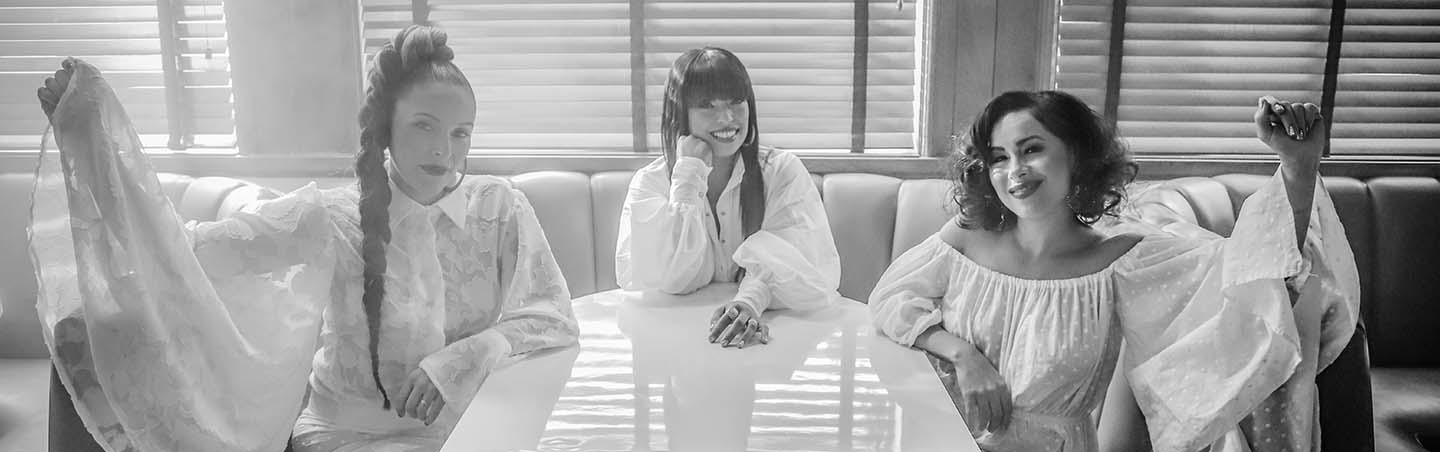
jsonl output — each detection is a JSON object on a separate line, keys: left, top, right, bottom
{"left": 385, "top": 158, "right": 468, "bottom": 225}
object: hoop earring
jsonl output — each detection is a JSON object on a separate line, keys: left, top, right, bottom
{"left": 441, "top": 155, "right": 468, "bottom": 196}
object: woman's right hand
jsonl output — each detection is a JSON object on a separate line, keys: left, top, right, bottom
{"left": 38, "top": 58, "right": 76, "bottom": 120}
{"left": 678, "top": 135, "right": 713, "bottom": 166}
{"left": 934, "top": 344, "right": 1012, "bottom": 435}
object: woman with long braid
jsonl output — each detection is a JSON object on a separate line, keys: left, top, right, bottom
{"left": 31, "top": 25, "right": 577, "bottom": 452}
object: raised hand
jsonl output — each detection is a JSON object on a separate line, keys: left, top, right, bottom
{"left": 678, "top": 134, "right": 714, "bottom": 166}
{"left": 1254, "top": 96, "right": 1325, "bottom": 169}
{"left": 37, "top": 58, "right": 78, "bottom": 121}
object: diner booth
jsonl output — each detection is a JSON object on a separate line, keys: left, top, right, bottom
{"left": 1, "top": 1, "right": 1437, "bottom": 451}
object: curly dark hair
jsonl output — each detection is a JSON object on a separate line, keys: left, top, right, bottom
{"left": 948, "top": 90, "right": 1137, "bottom": 231}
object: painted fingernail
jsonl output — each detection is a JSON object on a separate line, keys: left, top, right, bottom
{"left": 1287, "top": 126, "right": 1295, "bottom": 137}
{"left": 1272, "top": 104, "right": 1287, "bottom": 114}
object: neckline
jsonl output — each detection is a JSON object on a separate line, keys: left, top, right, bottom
{"left": 935, "top": 233, "right": 1142, "bottom": 284}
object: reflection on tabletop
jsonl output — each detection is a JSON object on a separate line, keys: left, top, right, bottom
{"left": 443, "top": 284, "right": 979, "bottom": 452}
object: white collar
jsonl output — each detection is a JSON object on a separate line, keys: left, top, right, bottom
{"left": 384, "top": 158, "right": 468, "bottom": 225}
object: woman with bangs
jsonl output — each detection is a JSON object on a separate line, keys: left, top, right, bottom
{"left": 869, "top": 91, "right": 1359, "bottom": 451}
{"left": 616, "top": 47, "right": 841, "bottom": 348}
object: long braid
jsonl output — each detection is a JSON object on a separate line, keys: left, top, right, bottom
{"left": 356, "top": 30, "right": 405, "bottom": 410}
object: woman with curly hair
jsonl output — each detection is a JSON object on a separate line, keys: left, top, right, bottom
{"left": 868, "top": 91, "right": 1358, "bottom": 451}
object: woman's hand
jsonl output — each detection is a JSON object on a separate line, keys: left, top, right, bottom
{"left": 37, "top": 58, "right": 76, "bottom": 120}
{"left": 1255, "top": 96, "right": 1325, "bottom": 248}
{"left": 935, "top": 346, "right": 1012, "bottom": 435}
{"left": 678, "top": 135, "right": 713, "bottom": 166}
{"left": 395, "top": 367, "right": 445, "bottom": 426}
{"left": 709, "top": 301, "right": 770, "bottom": 348}
{"left": 1255, "top": 96, "right": 1325, "bottom": 170}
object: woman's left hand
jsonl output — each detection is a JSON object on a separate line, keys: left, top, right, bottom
{"left": 396, "top": 367, "right": 445, "bottom": 425}
{"left": 1254, "top": 96, "right": 1325, "bottom": 168}
{"left": 709, "top": 301, "right": 771, "bottom": 348}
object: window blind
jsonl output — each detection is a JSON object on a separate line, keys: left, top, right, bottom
{"left": 1058, "top": 0, "right": 1439, "bottom": 156}
{"left": 1058, "top": 0, "right": 1333, "bottom": 155}
{"left": 0, "top": 0, "right": 236, "bottom": 151}
{"left": 1331, "top": 0, "right": 1440, "bottom": 154}
{"left": 361, "top": 0, "right": 916, "bottom": 153}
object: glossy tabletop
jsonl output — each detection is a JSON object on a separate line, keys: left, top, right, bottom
{"left": 441, "top": 284, "right": 979, "bottom": 452}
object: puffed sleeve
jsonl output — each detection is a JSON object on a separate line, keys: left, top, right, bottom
{"left": 867, "top": 234, "right": 955, "bottom": 347}
{"left": 419, "top": 186, "right": 579, "bottom": 408}
{"left": 1110, "top": 169, "right": 1359, "bottom": 451}
{"left": 731, "top": 151, "right": 841, "bottom": 313}
{"left": 616, "top": 156, "right": 716, "bottom": 294}
{"left": 185, "top": 183, "right": 335, "bottom": 279}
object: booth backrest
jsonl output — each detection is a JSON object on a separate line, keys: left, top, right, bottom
{"left": 3, "top": 171, "right": 1437, "bottom": 370}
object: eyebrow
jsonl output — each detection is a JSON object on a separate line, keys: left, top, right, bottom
{"left": 1014, "top": 135, "right": 1043, "bottom": 147}
{"left": 412, "top": 112, "right": 473, "bottom": 127}
{"left": 986, "top": 135, "right": 1044, "bottom": 155}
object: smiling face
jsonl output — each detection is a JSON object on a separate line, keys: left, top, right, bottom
{"left": 661, "top": 48, "right": 759, "bottom": 166}
{"left": 687, "top": 97, "right": 750, "bottom": 159}
{"left": 986, "top": 110, "right": 1076, "bottom": 221}
{"left": 387, "top": 80, "right": 476, "bottom": 204}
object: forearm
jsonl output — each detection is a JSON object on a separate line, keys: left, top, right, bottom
{"left": 914, "top": 324, "right": 982, "bottom": 363}
{"left": 1278, "top": 153, "right": 1320, "bottom": 249}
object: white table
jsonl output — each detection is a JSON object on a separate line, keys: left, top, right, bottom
{"left": 441, "top": 284, "right": 980, "bottom": 452}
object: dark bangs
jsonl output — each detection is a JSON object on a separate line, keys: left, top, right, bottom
{"left": 677, "top": 49, "right": 753, "bottom": 106}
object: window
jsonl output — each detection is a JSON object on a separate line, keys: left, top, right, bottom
{"left": 1055, "top": 0, "right": 1440, "bottom": 156}
{"left": 0, "top": 0, "right": 236, "bottom": 151}
{"left": 1332, "top": 0, "right": 1440, "bottom": 154}
{"left": 361, "top": 0, "right": 917, "bottom": 154}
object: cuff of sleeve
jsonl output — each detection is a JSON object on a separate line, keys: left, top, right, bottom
{"left": 734, "top": 278, "right": 772, "bottom": 314}
{"left": 670, "top": 157, "right": 711, "bottom": 202}
{"left": 1224, "top": 169, "right": 1305, "bottom": 289}
{"left": 897, "top": 308, "right": 945, "bottom": 348}
{"left": 1128, "top": 308, "right": 1302, "bottom": 452}
{"left": 1288, "top": 176, "right": 1333, "bottom": 292}
{"left": 418, "top": 329, "right": 512, "bottom": 407}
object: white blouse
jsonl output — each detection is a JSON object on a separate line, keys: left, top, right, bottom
{"left": 33, "top": 69, "right": 578, "bottom": 452}
{"left": 869, "top": 171, "right": 1359, "bottom": 452}
{"left": 291, "top": 174, "right": 579, "bottom": 450}
{"left": 615, "top": 147, "right": 841, "bottom": 313}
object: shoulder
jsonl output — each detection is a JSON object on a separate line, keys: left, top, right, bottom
{"left": 756, "top": 147, "right": 815, "bottom": 190}
{"left": 759, "top": 146, "right": 801, "bottom": 174}
{"left": 631, "top": 156, "right": 671, "bottom": 188}
{"left": 458, "top": 175, "right": 528, "bottom": 217}
{"left": 1091, "top": 231, "right": 1145, "bottom": 264}
{"left": 317, "top": 184, "right": 361, "bottom": 248}
{"left": 937, "top": 216, "right": 991, "bottom": 255}
{"left": 320, "top": 184, "right": 360, "bottom": 224}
